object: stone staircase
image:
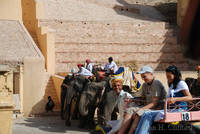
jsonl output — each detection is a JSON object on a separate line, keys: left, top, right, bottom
{"left": 30, "top": 0, "right": 199, "bottom": 112}
{"left": 38, "top": 20, "right": 197, "bottom": 73}
{"left": 44, "top": 76, "right": 60, "bottom": 111}
{"left": 36, "top": 0, "right": 198, "bottom": 73}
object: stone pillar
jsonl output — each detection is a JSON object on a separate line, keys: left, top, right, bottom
{"left": 0, "top": 65, "right": 14, "bottom": 134}
{"left": 177, "top": 0, "right": 190, "bottom": 27}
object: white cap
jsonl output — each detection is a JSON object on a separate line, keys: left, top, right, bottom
{"left": 71, "top": 68, "right": 76, "bottom": 74}
{"left": 137, "top": 65, "right": 153, "bottom": 74}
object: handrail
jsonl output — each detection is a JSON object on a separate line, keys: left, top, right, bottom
{"left": 161, "top": 97, "right": 200, "bottom": 123}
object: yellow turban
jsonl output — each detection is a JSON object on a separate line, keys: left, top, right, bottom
{"left": 111, "top": 79, "right": 123, "bottom": 88}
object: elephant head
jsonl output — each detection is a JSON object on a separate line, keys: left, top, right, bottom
{"left": 79, "top": 80, "right": 107, "bottom": 116}
{"left": 65, "top": 76, "right": 89, "bottom": 104}
{"left": 64, "top": 75, "right": 89, "bottom": 126}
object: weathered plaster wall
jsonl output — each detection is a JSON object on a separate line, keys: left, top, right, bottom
{"left": 22, "top": 0, "right": 55, "bottom": 74}
{"left": 23, "top": 57, "right": 46, "bottom": 116}
{"left": 0, "top": 70, "right": 14, "bottom": 134}
{"left": 0, "top": 111, "right": 13, "bottom": 134}
{"left": 0, "top": 0, "right": 22, "bottom": 21}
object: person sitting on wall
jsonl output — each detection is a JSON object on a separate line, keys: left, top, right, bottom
{"left": 86, "top": 59, "right": 93, "bottom": 73}
{"left": 104, "top": 57, "right": 118, "bottom": 75}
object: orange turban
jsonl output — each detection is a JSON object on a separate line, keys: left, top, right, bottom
{"left": 111, "top": 79, "right": 123, "bottom": 87}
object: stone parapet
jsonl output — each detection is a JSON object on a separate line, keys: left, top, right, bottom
{"left": 0, "top": 68, "right": 14, "bottom": 134}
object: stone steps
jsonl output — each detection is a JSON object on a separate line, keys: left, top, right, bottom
{"left": 44, "top": 77, "right": 60, "bottom": 111}
{"left": 55, "top": 43, "right": 181, "bottom": 53}
{"left": 56, "top": 52, "right": 186, "bottom": 63}
{"left": 39, "top": 20, "right": 175, "bottom": 44}
{"left": 37, "top": 19, "right": 196, "bottom": 72}
{"left": 37, "top": 20, "right": 196, "bottom": 73}
{"left": 39, "top": 0, "right": 165, "bottom": 21}
{"left": 56, "top": 61, "right": 197, "bottom": 73}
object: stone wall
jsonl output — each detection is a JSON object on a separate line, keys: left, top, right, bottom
{"left": 39, "top": 20, "right": 198, "bottom": 73}
{"left": 0, "top": 68, "right": 14, "bottom": 134}
{"left": 0, "top": 0, "right": 22, "bottom": 21}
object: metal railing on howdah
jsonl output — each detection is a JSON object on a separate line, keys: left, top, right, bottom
{"left": 159, "top": 97, "right": 200, "bottom": 123}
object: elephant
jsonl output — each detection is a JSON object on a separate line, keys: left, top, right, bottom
{"left": 185, "top": 77, "right": 200, "bottom": 96}
{"left": 61, "top": 75, "right": 89, "bottom": 126}
{"left": 79, "top": 77, "right": 131, "bottom": 128}
{"left": 79, "top": 80, "right": 109, "bottom": 129}
{"left": 60, "top": 75, "right": 73, "bottom": 120}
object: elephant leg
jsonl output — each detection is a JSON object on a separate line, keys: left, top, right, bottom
{"left": 70, "top": 97, "right": 77, "bottom": 119}
{"left": 97, "top": 102, "right": 105, "bottom": 125}
{"left": 61, "top": 87, "right": 67, "bottom": 120}
{"left": 79, "top": 115, "right": 88, "bottom": 128}
{"left": 73, "top": 96, "right": 80, "bottom": 120}
{"left": 87, "top": 105, "right": 96, "bottom": 129}
{"left": 65, "top": 103, "right": 71, "bottom": 126}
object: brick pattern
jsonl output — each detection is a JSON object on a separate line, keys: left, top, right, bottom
{"left": 40, "top": 0, "right": 165, "bottom": 21}
{"left": 44, "top": 77, "right": 60, "bottom": 111}
{"left": 38, "top": 20, "right": 198, "bottom": 72}
{"left": 0, "top": 20, "right": 43, "bottom": 65}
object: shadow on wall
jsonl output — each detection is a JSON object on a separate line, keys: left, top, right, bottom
{"left": 114, "top": 0, "right": 198, "bottom": 71}
{"left": 181, "top": 1, "right": 200, "bottom": 60}
{"left": 14, "top": 117, "right": 89, "bottom": 133}
{"left": 30, "top": 99, "right": 45, "bottom": 115}
{"left": 113, "top": 0, "right": 166, "bottom": 22}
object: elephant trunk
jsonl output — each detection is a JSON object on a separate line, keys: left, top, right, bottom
{"left": 79, "top": 93, "right": 89, "bottom": 116}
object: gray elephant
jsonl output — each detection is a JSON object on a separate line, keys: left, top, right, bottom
{"left": 79, "top": 77, "right": 130, "bottom": 128}
{"left": 60, "top": 75, "right": 73, "bottom": 120}
{"left": 79, "top": 80, "right": 109, "bottom": 128}
{"left": 185, "top": 77, "right": 200, "bottom": 96}
{"left": 61, "top": 75, "right": 89, "bottom": 126}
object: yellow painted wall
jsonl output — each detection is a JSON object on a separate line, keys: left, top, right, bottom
{"left": 0, "top": 0, "right": 22, "bottom": 21}
{"left": 52, "top": 75, "right": 65, "bottom": 103}
{"left": 23, "top": 57, "right": 46, "bottom": 116}
{"left": 0, "top": 110, "right": 13, "bottom": 134}
{"left": 177, "top": 0, "right": 190, "bottom": 26}
{"left": 21, "top": 0, "right": 37, "bottom": 35}
{"left": 19, "top": 65, "right": 24, "bottom": 113}
{"left": 36, "top": 27, "right": 55, "bottom": 74}
{"left": 0, "top": 70, "right": 14, "bottom": 134}
{"left": 22, "top": 0, "right": 55, "bottom": 74}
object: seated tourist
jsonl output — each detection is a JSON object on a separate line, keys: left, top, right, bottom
{"left": 134, "top": 65, "right": 192, "bottom": 134}
{"left": 104, "top": 57, "right": 118, "bottom": 75}
{"left": 86, "top": 59, "right": 93, "bottom": 73}
{"left": 77, "top": 64, "right": 93, "bottom": 78}
{"left": 118, "top": 65, "right": 166, "bottom": 134}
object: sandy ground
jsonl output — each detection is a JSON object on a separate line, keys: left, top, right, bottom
{"left": 12, "top": 116, "right": 89, "bottom": 134}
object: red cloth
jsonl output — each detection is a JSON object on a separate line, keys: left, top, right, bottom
{"left": 77, "top": 64, "right": 82, "bottom": 68}
{"left": 97, "top": 71, "right": 105, "bottom": 81}
{"left": 86, "top": 59, "right": 91, "bottom": 63}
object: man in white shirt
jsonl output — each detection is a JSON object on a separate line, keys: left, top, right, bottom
{"left": 86, "top": 59, "right": 93, "bottom": 73}
{"left": 104, "top": 57, "right": 118, "bottom": 74}
{"left": 77, "top": 64, "right": 93, "bottom": 77}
